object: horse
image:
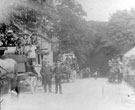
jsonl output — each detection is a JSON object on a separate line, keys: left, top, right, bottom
{"left": 117, "top": 64, "right": 123, "bottom": 83}
{"left": 0, "top": 58, "right": 17, "bottom": 94}
{"left": 108, "top": 65, "right": 121, "bottom": 83}
{"left": 61, "top": 63, "right": 71, "bottom": 83}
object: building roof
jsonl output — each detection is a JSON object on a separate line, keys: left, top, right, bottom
{"left": 124, "top": 46, "right": 135, "bottom": 57}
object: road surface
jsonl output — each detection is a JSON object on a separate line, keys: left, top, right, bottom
{"left": 1, "top": 78, "right": 135, "bottom": 110}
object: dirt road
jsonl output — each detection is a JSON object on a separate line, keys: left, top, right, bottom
{"left": 1, "top": 78, "right": 135, "bottom": 110}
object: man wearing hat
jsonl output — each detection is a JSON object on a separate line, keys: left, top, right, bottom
{"left": 54, "top": 61, "right": 63, "bottom": 94}
{"left": 40, "top": 61, "right": 52, "bottom": 93}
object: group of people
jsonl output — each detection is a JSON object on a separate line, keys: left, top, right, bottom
{"left": 0, "top": 30, "right": 37, "bottom": 55}
{"left": 14, "top": 35, "right": 37, "bottom": 55}
{"left": 40, "top": 61, "right": 63, "bottom": 94}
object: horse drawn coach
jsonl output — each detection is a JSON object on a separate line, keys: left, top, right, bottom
{"left": 57, "top": 52, "right": 78, "bottom": 82}
{"left": 0, "top": 45, "right": 42, "bottom": 94}
{"left": 108, "top": 57, "right": 123, "bottom": 83}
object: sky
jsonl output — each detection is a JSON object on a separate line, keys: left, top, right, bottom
{"left": 0, "top": 0, "right": 135, "bottom": 22}
{"left": 77, "top": 0, "right": 135, "bottom": 21}
{"left": 0, "top": 0, "right": 20, "bottom": 23}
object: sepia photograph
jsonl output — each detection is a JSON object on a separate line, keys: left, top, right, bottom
{"left": 0, "top": 0, "right": 135, "bottom": 110}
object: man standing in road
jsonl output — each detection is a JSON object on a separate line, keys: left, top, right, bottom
{"left": 40, "top": 61, "right": 52, "bottom": 93}
{"left": 94, "top": 69, "right": 98, "bottom": 80}
{"left": 54, "top": 62, "right": 63, "bottom": 94}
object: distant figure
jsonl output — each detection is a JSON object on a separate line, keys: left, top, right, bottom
{"left": 71, "top": 69, "right": 76, "bottom": 81}
{"left": 94, "top": 71, "right": 98, "bottom": 80}
{"left": 54, "top": 62, "right": 63, "bottom": 94}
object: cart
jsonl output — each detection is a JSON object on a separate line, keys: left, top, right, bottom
{"left": 4, "top": 54, "right": 39, "bottom": 93}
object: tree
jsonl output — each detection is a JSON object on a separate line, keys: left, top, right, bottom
{"left": 50, "top": 0, "right": 88, "bottom": 67}
{"left": 108, "top": 9, "right": 135, "bottom": 54}
{"left": 0, "top": 0, "right": 60, "bottom": 49}
{"left": 11, "top": 0, "right": 58, "bottom": 34}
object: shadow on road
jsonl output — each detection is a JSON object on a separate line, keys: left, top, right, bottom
{"left": 0, "top": 84, "right": 34, "bottom": 96}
